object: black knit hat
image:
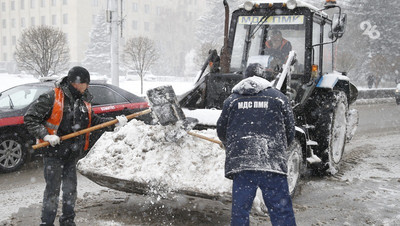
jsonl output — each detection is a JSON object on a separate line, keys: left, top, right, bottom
{"left": 244, "top": 63, "right": 264, "bottom": 78}
{"left": 67, "top": 66, "right": 90, "bottom": 84}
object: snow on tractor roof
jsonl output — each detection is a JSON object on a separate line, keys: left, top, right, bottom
{"left": 239, "top": 0, "right": 328, "bottom": 17}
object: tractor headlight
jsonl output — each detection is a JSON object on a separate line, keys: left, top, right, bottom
{"left": 287, "top": 0, "right": 297, "bottom": 10}
{"left": 243, "top": 1, "right": 254, "bottom": 11}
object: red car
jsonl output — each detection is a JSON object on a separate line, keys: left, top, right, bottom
{"left": 0, "top": 80, "right": 150, "bottom": 173}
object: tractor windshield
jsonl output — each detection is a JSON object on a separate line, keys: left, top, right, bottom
{"left": 231, "top": 15, "right": 306, "bottom": 76}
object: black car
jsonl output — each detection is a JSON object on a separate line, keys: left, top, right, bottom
{"left": 0, "top": 79, "right": 150, "bottom": 173}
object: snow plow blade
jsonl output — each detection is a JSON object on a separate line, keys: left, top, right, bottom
{"left": 79, "top": 170, "right": 231, "bottom": 202}
{"left": 76, "top": 119, "right": 232, "bottom": 203}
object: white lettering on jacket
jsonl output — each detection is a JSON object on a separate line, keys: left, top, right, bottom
{"left": 238, "top": 101, "right": 268, "bottom": 109}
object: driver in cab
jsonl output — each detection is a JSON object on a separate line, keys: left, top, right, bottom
{"left": 264, "top": 29, "right": 292, "bottom": 64}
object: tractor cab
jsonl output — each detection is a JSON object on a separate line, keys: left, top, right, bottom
{"left": 179, "top": 0, "right": 353, "bottom": 111}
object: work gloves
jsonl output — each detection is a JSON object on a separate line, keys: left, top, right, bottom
{"left": 43, "top": 135, "right": 61, "bottom": 147}
{"left": 115, "top": 115, "right": 128, "bottom": 131}
{"left": 43, "top": 116, "right": 128, "bottom": 146}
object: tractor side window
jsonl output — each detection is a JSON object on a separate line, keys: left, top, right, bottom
{"left": 231, "top": 23, "right": 248, "bottom": 71}
{"left": 323, "top": 24, "right": 333, "bottom": 73}
{"left": 312, "top": 22, "right": 321, "bottom": 71}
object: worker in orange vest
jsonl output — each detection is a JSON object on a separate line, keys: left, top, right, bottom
{"left": 264, "top": 29, "right": 292, "bottom": 65}
{"left": 24, "top": 66, "right": 127, "bottom": 226}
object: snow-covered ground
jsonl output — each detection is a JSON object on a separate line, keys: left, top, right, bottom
{"left": 1, "top": 117, "right": 400, "bottom": 225}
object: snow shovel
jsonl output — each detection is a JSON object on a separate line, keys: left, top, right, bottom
{"left": 146, "top": 85, "right": 222, "bottom": 145}
{"left": 32, "top": 108, "right": 152, "bottom": 150}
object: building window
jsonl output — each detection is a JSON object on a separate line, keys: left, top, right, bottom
{"left": 132, "top": 20, "right": 137, "bottom": 30}
{"left": 51, "top": 0, "right": 56, "bottom": 6}
{"left": 11, "top": 1, "right": 15, "bottom": 10}
{"left": 144, "top": 4, "right": 149, "bottom": 14}
{"left": 154, "top": 23, "right": 160, "bottom": 32}
{"left": 30, "top": 0, "right": 35, "bottom": 9}
{"left": 52, "top": 15, "right": 56, "bottom": 25}
{"left": 2, "top": 20, "right": 6, "bottom": 29}
{"left": 63, "top": 0, "right": 67, "bottom": 5}
{"left": 41, "top": 16, "right": 46, "bottom": 25}
{"left": 156, "top": 7, "right": 162, "bottom": 16}
{"left": 2, "top": 53, "right": 7, "bottom": 61}
{"left": 21, "top": 18, "right": 26, "bottom": 27}
{"left": 40, "top": 0, "right": 45, "bottom": 7}
{"left": 92, "top": 0, "right": 98, "bottom": 7}
{"left": 63, "top": 14, "right": 68, "bottom": 24}
{"left": 132, "top": 3, "right": 137, "bottom": 12}
{"left": 31, "top": 17, "right": 35, "bottom": 26}
{"left": 144, "top": 22, "right": 149, "bottom": 31}
{"left": 12, "top": 36, "right": 16, "bottom": 45}
{"left": 11, "top": 18, "right": 16, "bottom": 28}
{"left": 2, "top": 36, "right": 6, "bottom": 46}
{"left": 21, "top": 0, "right": 25, "bottom": 9}
{"left": 1, "top": 2, "right": 5, "bottom": 12}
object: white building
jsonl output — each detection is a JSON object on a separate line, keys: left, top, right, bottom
{"left": 0, "top": 0, "right": 208, "bottom": 76}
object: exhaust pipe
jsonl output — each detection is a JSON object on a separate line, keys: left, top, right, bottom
{"left": 220, "top": 0, "right": 230, "bottom": 73}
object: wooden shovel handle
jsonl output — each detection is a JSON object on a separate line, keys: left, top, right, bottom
{"left": 32, "top": 108, "right": 152, "bottom": 150}
{"left": 187, "top": 131, "right": 222, "bottom": 145}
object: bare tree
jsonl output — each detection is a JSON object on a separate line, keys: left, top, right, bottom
{"left": 124, "top": 37, "right": 158, "bottom": 94}
{"left": 14, "top": 25, "right": 70, "bottom": 77}
{"left": 368, "top": 54, "right": 390, "bottom": 88}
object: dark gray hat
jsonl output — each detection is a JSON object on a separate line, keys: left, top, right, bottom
{"left": 244, "top": 63, "right": 264, "bottom": 78}
{"left": 67, "top": 66, "right": 90, "bottom": 84}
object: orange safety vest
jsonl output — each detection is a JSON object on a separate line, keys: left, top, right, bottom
{"left": 39, "top": 87, "right": 92, "bottom": 150}
{"left": 265, "top": 39, "right": 288, "bottom": 51}
{"left": 265, "top": 39, "right": 290, "bottom": 63}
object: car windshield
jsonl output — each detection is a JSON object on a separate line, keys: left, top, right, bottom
{"left": 231, "top": 15, "right": 306, "bottom": 74}
{"left": 0, "top": 85, "right": 50, "bottom": 110}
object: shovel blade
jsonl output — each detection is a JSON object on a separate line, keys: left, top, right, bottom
{"left": 146, "top": 85, "right": 186, "bottom": 126}
{"left": 165, "top": 117, "right": 199, "bottom": 142}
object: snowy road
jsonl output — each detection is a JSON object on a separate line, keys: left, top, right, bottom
{"left": 1, "top": 101, "right": 400, "bottom": 225}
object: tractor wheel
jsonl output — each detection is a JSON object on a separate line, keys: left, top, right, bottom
{"left": 287, "top": 139, "right": 303, "bottom": 197}
{"left": 0, "top": 135, "right": 28, "bottom": 173}
{"left": 313, "top": 91, "right": 348, "bottom": 175}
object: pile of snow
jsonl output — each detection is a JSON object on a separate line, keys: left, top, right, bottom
{"left": 77, "top": 119, "right": 231, "bottom": 197}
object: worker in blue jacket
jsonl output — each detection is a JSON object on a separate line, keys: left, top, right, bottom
{"left": 217, "top": 63, "right": 296, "bottom": 226}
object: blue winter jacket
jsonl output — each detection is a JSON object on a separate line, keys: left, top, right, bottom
{"left": 216, "top": 76, "right": 295, "bottom": 179}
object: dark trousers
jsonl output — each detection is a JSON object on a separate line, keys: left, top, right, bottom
{"left": 41, "top": 157, "right": 77, "bottom": 226}
{"left": 231, "top": 171, "right": 296, "bottom": 226}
